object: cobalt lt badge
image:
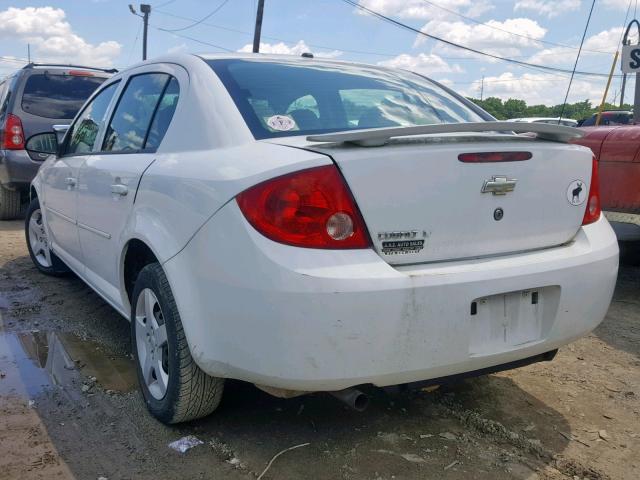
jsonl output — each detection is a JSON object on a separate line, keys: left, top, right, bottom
{"left": 494, "top": 208, "right": 504, "bottom": 221}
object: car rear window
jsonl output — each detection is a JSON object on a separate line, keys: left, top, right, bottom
{"left": 21, "top": 73, "right": 106, "bottom": 119}
{"left": 206, "top": 59, "right": 486, "bottom": 139}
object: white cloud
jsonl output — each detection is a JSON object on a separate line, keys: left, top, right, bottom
{"left": 514, "top": 0, "right": 580, "bottom": 18}
{"left": 528, "top": 27, "right": 620, "bottom": 65}
{"left": 167, "top": 43, "right": 188, "bottom": 55}
{"left": 378, "top": 53, "right": 463, "bottom": 75}
{"left": 239, "top": 40, "right": 342, "bottom": 58}
{"left": 0, "top": 7, "right": 121, "bottom": 67}
{"left": 356, "top": 0, "right": 493, "bottom": 20}
{"left": 459, "top": 71, "right": 620, "bottom": 105}
{"left": 418, "top": 18, "right": 547, "bottom": 57}
{"left": 601, "top": 0, "right": 633, "bottom": 9}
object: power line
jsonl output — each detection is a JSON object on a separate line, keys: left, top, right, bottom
{"left": 126, "top": 20, "right": 143, "bottom": 65}
{"left": 152, "top": 24, "right": 235, "bottom": 52}
{"left": 153, "top": 9, "right": 616, "bottom": 64}
{"left": 558, "top": 0, "right": 596, "bottom": 122}
{"left": 418, "top": 0, "right": 611, "bottom": 55}
{"left": 161, "top": 0, "right": 230, "bottom": 32}
{"left": 341, "top": 0, "right": 621, "bottom": 78}
{"left": 155, "top": 9, "right": 403, "bottom": 57}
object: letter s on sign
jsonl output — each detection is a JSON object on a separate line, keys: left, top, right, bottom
{"left": 630, "top": 48, "right": 640, "bottom": 70}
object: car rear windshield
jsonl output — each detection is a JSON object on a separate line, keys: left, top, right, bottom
{"left": 206, "top": 59, "right": 486, "bottom": 139}
{"left": 21, "top": 73, "right": 106, "bottom": 119}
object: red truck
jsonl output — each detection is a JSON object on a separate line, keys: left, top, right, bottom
{"left": 573, "top": 126, "right": 640, "bottom": 252}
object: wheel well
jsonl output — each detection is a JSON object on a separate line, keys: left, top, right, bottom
{"left": 30, "top": 186, "right": 37, "bottom": 201}
{"left": 123, "top": 239, "right": 158, "bottom": 303}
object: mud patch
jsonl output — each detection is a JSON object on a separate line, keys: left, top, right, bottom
{"left": 0, "top": 330, "right": 136, "bottom": 397}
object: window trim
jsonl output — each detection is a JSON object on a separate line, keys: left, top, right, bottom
{"left": 141, "top": 75, "right": 174, "bottom": 149}
{"left": 100, "top": 71, "right": 172, "bottom": 155}
{"left": 60, "top": 79, "right": 122, "bottom": 158}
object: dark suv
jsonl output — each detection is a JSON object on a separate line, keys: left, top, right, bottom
{"left": 0, "top": 63, "right": 114, "bottom": 219}
{"left": 580, "top": 110, "right": 633, "bottom": 127}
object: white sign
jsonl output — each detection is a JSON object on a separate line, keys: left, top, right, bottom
{"left": 621, "top": 44, "right": 640, "bottom": 73}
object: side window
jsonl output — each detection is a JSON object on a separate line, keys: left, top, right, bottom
{"left": 0, "top": 78, "right": 13, "bottom": 116}
{"left": 102, "top": 73, "right": 169, "bottom": 152}
{"left": 144, "top": 77, "right": 179, "bottom": 150}
{"left": 65, "top": 81, "right": 120, "bottom": 155}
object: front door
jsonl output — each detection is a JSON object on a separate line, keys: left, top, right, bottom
{"left": 76, "top": 70, "right": 181, "bottom": 306}
{"left": 40, "top": 81, "right": 121, "bottom": 272}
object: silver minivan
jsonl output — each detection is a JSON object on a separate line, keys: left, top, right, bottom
{"left": 0, "top": 63, "right": 114, "bottom": 219}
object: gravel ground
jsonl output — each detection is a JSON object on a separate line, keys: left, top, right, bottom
{"left": 1, "top": 219, "right": 638, "bottom": 480}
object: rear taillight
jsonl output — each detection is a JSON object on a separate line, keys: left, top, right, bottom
{"left": 68, "top": 70, "right": 94, "bottom": 76}
{"left": 236, "top": 165, "right": 371, "bottom": 249}
{"left": 582, "top": 156, "right": 601, "bottom": 225}
{"left": 1, "top": 114, "right": 25, "bottom": 150}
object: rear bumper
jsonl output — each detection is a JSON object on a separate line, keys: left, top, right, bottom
{"left": 0, "top": 149, "right": 42, "bottom": 189}
{"left": 164, "top": 205, "right": 619, "bottom": 391}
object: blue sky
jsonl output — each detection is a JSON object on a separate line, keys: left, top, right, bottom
{"left": 0, "top": 0, "right": 636, "bottom": 105}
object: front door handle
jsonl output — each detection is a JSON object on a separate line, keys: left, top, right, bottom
{"left": 111, "top": 184, "right": 128, "bottom": 196}
{"left": 65, "top": 177, "right": 76, "bottom": 187}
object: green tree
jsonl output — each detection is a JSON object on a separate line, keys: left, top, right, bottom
{"left": 469, "top": 97, "right": 633, "bottom": 122}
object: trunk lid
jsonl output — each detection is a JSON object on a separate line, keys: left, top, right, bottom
{"left": 269, "top": 133, "right": 594, "bottom": 265}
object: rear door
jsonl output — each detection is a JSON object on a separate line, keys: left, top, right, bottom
{"left": 40, "top": 81, "right": 120, "bottom": 271}
{"left": 75, "top": 66, "right": 183, "bottom": 305}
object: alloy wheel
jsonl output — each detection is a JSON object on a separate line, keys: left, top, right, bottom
{"left": 135, "top": 288, "right": 170, "bottom": 400}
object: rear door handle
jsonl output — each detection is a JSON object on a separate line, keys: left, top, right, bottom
{"left": 65, "top": 177, "right": 76, "bottom": 187}
{"left": 111, "top": 184, "right": 128, "bottom": 196}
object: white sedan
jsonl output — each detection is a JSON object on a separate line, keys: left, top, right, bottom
{"left": 25, "top": 53, "right": 618, "bottom": 423}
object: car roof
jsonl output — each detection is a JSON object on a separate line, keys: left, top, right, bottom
{"left": 20, "top": 63, "right": 116, "bottom": 77}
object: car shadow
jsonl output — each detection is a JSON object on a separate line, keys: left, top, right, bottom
{"left": 593, "top": 263, "right": 640, "bottom": 360}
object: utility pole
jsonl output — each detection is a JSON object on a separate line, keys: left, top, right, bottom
{"left": 129, "top": 4, "right": 151, "bottom": 61}
{"left": 252, "top": 0, "right": 265, "bottom": 53}
{"left": 141, "top": 4, "right": 151, "bottom": 61}
{"left": 480, "top": 75, "right": 485, "bottom": 101}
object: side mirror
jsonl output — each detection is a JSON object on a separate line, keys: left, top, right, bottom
{"left": 25, "top": 132, "right": 58, "bottom": 157}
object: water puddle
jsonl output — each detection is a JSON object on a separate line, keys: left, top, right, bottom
{"left": 0, "top": 329, "right": 137, "bottom": 398}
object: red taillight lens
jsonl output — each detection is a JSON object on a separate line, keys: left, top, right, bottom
{"left": 458, "top": 151, "right": 532, "bottom": 163}
{"left": 1, "top": 114, "right": 24, "bottom": 150}
{"left": 236, "top": 165, "right": 371, "bottom": 249}
{"left": 68, "top": 70, "right": 94, "bottom": 76}
{"left": 582, "top": 156, "right": 601, "bottom": 225}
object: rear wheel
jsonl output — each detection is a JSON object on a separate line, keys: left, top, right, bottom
{"left": 25, "top": 198, "right": 70, "bottom": 275}
{"left": 131, "top": 263, "right": 224, "bottom": 424}
{"left": 0, "top": 184, "right": 21, "bottom": 220}
{"left": 619, "top": 241, "right": 640, "bottom": 266}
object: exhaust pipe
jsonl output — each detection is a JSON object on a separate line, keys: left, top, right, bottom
{"left": 329, "top": 388, "right": 369, "bottom": 411}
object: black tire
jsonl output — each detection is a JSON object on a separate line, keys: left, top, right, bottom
{"left": 0, "top": 184, "right": 21, "bottom": 220}
{"left": 619, "top": 240, "right": 640, "bottom": 266}
{"left": 24, "top": 197, "right": 70, "bottom": 276}
{"left": 131, "top": 263, "right": 224, "bottom": 424}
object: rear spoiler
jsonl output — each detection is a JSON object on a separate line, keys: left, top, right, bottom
{"left": 306, "top": 122, "right": 585, "bottom": 147}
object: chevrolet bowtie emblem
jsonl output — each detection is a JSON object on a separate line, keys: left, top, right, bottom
{"left": 481, "top": 176, "right": 517, "bottom": 195}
